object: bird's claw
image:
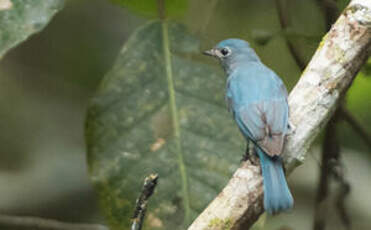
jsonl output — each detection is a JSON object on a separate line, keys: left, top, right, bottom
{"left": 241, "top": 144, "right": 260, "bottom": 166}
{"left": 287, "top": 121, "right": 296, "bottom": 135}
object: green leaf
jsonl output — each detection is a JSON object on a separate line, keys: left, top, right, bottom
{"left": 0, "top": 0, "right": 64, "bottom": 59}
{"left": 86, "top": 21, "right": 243, "bottom": 230}
{"left": 110, "top": 0, "right": 187, "bottom": 18}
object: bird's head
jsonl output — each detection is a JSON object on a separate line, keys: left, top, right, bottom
{"left": 203, "top": 38, "right": 259, "bottom": 73}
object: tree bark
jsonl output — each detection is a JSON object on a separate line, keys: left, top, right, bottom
{"left": 187, "top": 0, "right": 371, "bottom": 229}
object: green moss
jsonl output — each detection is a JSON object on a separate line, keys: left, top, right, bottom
{"left": 318, "top": 33, "right": 328, "bottom": 50}
{"left": 334, "top": 44, "right": 346, "bottom": 64}
{"left": 323, "top": 69, "right": 332, "bottom": 80}
{"left": 207, "top": 218, "right": 232, "bottom": 230}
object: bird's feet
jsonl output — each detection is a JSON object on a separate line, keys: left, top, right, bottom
{"left": 241, "top": 144, "right": 259, "bottom": 166}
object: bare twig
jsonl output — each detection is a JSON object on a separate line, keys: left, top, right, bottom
{"left": 317, "top": 0, "right": 340, "bottom": 30}
{"left": 0, "top": 214, "right": 108, "bottom": 230}
{"left": 275, "top": 0, "right": 307, "bottom": 69}
{"left": 313, "top": 111, "right": 339, "bottom": 230}
{"left": 0, "top": 176, "right": 158, "bottom": 230}
{"left": 313, "top": 110, "right": 352, "bottom": 230}
{"left": 188, "top": 1, "right": 371, "bottom": 229}
{"left": 131, "top": 174, "right": 159, "bottom": 230}
{"left": 332, "top": 159, "right": 352, "bottom": 229}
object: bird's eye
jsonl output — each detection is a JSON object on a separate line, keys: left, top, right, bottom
{"left": 220, "top": 47, "right": 230, "bottom": 56}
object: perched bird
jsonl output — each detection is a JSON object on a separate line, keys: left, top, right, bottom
{"left": 203, "top": 38, "right": 293, "bottom": 214}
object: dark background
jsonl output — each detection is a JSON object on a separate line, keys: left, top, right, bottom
{"left": 0, "top": 0, "right": 370, "bottom": 229}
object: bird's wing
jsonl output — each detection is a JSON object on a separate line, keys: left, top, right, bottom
{"left": 237, "top": 98, "right": 288, "bottom": 157}
{"left": 227, "top": 64, "right": 289, "bottom": 156}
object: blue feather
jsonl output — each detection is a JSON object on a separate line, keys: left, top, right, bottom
{"left": 204, "top": 38, "right": 294, "bottom": 214}
{"left": 256, "top": 147, "right": 293, "bottom": 214}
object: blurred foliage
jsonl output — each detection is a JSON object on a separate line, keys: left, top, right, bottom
{"left": 344, "top": 72, "right": 371, "bottom": 152}
{"left": 0, "top": 0, "right": 64, "bottom": 59}
{"left": 110, "top": 0, "right": 187, "bottom": 18}
{"left": 86, "top": 0, "right": 370, "bottom": 229}
{"left": 0, "top": 0, "right": 369, "bottom": 230}
{"left": 361, "top": 58, "right": 371, "bottom": 76}
{"left": 86, "top": 20, "right": 243, "bottom": 230}
{"left": 336, "top": 0, "right": 351, "bottom": 10}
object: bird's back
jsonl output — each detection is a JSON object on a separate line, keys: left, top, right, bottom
{"left": 227, "top": 62, "right": 289, "bottom": 156}
{"left": 227, "top": 62, "right": 287, "bottom": 104}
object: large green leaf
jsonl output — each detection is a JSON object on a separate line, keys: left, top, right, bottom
{"left": 86, "top": 21, "right": 244, "bottom": 230}
{"left": 0, "top": 0, "right": 63, "bottom": 59}
{"left": 111, "top": 0, "right": 187, "bottom": 18}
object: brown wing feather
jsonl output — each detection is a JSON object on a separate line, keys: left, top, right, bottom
{"left": 239, "top": 101, "right": 287, "bottom": 157}
{"left": 257, "top": 133, "right": 284, "bottom": 157}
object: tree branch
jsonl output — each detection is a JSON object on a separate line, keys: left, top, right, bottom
{"left": 313, "top": 2, "right": 353, "bottom": 229}
{"left": 188, "top": 1, "right": 371, "bottom": 229}
{"left": 277, "top": 0, "right": 371, "bottom": 150}
{"left": 0, "top": 214, "right": 108, "bottom": 230}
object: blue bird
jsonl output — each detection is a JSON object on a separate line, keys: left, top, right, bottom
{"left": 203, "top": 38, "right": 293, "bottom": 214}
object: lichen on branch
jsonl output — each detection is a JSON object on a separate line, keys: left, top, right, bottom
{"left": 188, "top": 0, "right": 371, "bottom": 229}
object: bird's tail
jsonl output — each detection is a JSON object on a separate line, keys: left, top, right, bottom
{"left": 256, "top": 147, "right": 294, "bottom": 214}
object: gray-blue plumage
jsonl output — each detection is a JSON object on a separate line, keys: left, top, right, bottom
{"left": 204, "top": 38, "right": 293, "bottom": 214}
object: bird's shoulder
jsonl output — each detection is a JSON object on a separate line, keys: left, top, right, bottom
{"left": 227, "top": 62, "right": 287, "bottom": 104}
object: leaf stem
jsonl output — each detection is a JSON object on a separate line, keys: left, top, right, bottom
{"left": 161, "top": 21, "right": 191, "bottom": 225}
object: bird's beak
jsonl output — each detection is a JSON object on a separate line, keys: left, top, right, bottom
{"left": 203, "top": 48, "right": 216, "bottom": 57}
